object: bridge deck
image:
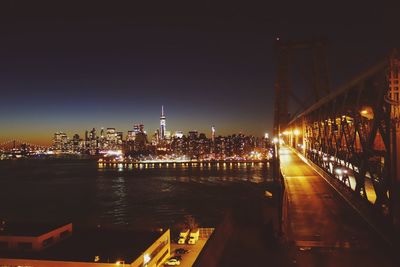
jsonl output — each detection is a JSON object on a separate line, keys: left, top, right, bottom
{"left": 280, "top": 146, "right": 396, "bottom": 266}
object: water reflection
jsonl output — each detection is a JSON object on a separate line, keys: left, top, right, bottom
{"left": 0, "top": 160, "right": 272, "bottom": 228}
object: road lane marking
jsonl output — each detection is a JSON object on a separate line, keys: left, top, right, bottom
{"left": 296, "top": 240, "right": 355, "bottom": 249}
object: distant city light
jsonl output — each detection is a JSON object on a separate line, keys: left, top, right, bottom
{"left": 1, "top": 106, "right": 274, "bottom": 161}
{"left": 335, "top": 168, "right": 342, "bottom": 175}
{"left": 103, "top": 150, "right": 123, "bottom": 156}
{"left": 174, "top": 131, "right": 184, "bottom": 138}
{"left": 360, "top": 106, "right": 374, "bottom": 119}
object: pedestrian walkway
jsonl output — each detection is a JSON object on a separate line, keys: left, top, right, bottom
{"left": 280, "top": 146, "right": 395, "bottom": 266}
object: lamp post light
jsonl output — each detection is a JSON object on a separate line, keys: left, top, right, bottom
{"left": 360, "top": 106, "right": 374, "bottom": 120}
{"left": 143, "top": 253, "right": 151, "bottom": 265}
{"left": 116, "top": 260, "right": 125, "bottom": 267}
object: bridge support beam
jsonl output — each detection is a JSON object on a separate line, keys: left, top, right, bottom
{"left": 281, "top": 49, "right": 400, "bottom": 239}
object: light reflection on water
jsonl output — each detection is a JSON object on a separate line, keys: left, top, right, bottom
{"left": 0, "top": 160, "right": 272, "bottom": 228}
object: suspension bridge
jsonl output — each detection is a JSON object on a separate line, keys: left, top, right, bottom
{"left": 273, "top": 39, "right": 400, "bottom": 265}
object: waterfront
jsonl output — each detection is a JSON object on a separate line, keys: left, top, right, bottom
{"left": 0, "top": 160, "right": 272, "bottom": 230}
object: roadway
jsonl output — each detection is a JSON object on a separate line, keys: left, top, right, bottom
{"left": 280, "top": 146, "right": 396, "bottom": 266}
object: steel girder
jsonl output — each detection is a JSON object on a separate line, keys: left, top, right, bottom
{"left": 287, "top": 55, "right": 397, "bottom": 218}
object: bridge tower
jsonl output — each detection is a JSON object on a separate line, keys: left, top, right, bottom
{"left": 273, "top": 38, "right": 290, "bottom": 135}
{"left": 273, "top": 38, "right": 329, "bottom": 136}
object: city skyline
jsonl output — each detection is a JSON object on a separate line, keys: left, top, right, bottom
{"left": 1, "top": 104, "right": 269, "bottom": 146}
{"left": 51, "top": 105, "right": 266, "bottom": 144}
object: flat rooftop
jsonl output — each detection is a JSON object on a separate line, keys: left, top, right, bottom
{"left": 0, "top": 222, "right": 69, "bottom": 237}
{"left": 0, "top": 227, "right": 165, "bottom": 264}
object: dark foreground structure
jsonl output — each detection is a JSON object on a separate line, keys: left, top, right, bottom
{"left": 0, "top": 223, "right": 170, "bottom": 266}
{"left": 192, "top": 146, "right": 398, "bottom": 266}
{"left": 270, "top": 43, "right": 400, "bottom": 266}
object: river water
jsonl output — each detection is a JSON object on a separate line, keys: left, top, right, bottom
{"left": 0, "top": 160, "right": 272, "bottom": 229}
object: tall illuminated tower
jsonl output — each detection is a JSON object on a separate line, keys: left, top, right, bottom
{"left": 160, "top": 105, "right": 166, "bottom": 140}
{"left": 211, "top": 126, "right": 216, "bottom": 154}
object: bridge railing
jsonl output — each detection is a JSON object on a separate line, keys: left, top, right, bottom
{"left": 281, "top": 50, "right": 400, "bottom": 233}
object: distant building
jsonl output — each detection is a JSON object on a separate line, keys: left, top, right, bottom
{"left": 106, "top": 128, "right": 117, "bottom": 149}
{"left": 133, "top": 124, "right": 140, "bottom": 134}
{"left": 188, "top": 131, "right": 198, "bottom": 140}
{"left": 133, "top": 124, "right": 145, "bottom": 134}
{"left": 174, "top": 131, "right": 184, "bottom": 139}
{"left": 127, "top": 131, "right": 135, "bottom": 142}
{"left": 152, "top": 130, "right": 160, "bottom": 146}
{"left": 116, "top": 132, "right": 123, "bottom": 145}
{"left": 164, "top": 131, "right": 171, "bottom": 140}
{"left": 99, "top": 128, "right": 105, "bottom": 149}
{"left": 53, "top": 132, "right": 69, "bottom": 152}
{"left": 89, "top": 128, "right": 97, "bottom": 151}
{"left": 106, "top": 128, "right": 116, "bottom": 141}
{"left": 128, "top": 124, "right": 148, "bottom": 152}
{"left": 89, "top": 128, "right": 96, "bottom": 141}
{"left": 188, "top": 131, "right": 199, "bottom": 158}
{"left": 72, "top": 134, "right": 81, "bottom": 152}
{"left": 160, "top": 106, "right": 166, "bottom": 140}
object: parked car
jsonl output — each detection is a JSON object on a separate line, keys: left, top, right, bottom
{"left": 174, "top": 248, "right": 189, "bottom": 254}
{"left": 165, "top": 258, "right": 181, "bottom": 266}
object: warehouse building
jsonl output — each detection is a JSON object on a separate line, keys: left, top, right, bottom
{"left": 0, "top": 222, "right": 170, "bottom": 267}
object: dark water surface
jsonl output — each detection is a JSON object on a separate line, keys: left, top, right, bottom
{"left": 0, "top": 160, "right": 272, "bottom": 229}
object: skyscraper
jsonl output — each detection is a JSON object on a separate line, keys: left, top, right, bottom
{"left": 53, "top": 132, "right": 68, "bottom": 152}
{"left": 160, "top": 105, "right": 166, "bottom": 140}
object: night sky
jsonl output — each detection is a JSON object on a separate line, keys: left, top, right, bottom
{"left": 1, "top": 2, "right": 399, "bottom": 145}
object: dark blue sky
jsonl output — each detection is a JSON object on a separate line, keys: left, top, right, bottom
{"left": 0, "top": 2, "right": 399, "bottom": 144}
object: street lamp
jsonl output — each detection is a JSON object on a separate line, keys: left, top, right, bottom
{"left": 143, "top": 253, "right": 151, "bottom": 265}
{"left": 116, "top": 260, "right": 125, "bottom": 267}
{"left": 360, "top": 106, "right": 374, "bottom": 120}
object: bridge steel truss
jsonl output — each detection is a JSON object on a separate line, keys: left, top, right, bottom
{"left": 284, "top": 50, "right": 400, "bottom": 231}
